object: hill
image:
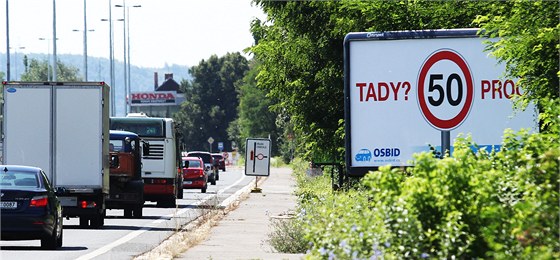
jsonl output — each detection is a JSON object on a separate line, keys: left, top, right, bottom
{"left": 0, "top": 53, "right": 192, "bottom": 116}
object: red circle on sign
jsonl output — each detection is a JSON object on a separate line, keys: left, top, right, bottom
{"left": 417, "top": 49, "right": 474, "bottom": 130}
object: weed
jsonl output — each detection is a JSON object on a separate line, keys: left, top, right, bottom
{"left": 267, "top": 213, "right": 308, "bottom": 254}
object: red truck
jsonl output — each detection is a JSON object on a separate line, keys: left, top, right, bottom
{"left": 106, "top": 130, "right": 146, "bottom": 218}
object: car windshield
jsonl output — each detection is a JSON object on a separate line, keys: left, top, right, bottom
{"left": 186, "top": 160, "right": 201, "bottom": 168}
{"left": 188, "top": 153, "right": 212, "bottom": 163}
{"left": 0, "top": 171, "right": 39, "bottom": 188}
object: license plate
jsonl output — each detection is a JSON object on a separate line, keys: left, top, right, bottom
{"left": 0, "top": 201, "right": 17, "bottom": 209}
{"left": 58, "top": 196, "right": 78, "bottom": 207}
{"left": 184, "top": 181, "right": 192, "bottom": 185}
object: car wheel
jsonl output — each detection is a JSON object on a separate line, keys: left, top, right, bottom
{"left": 216, "top": 171, "right": 220, "bottom": 181}
{"left": 201, "top": 187, "right": 207, "bottom": 193}
{"left": 41, "top": 221, "right": 59, "bottom": 249}
{"left": 56, "top": 225, "right": 63, "bottom": 248}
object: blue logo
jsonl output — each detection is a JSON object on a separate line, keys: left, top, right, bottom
{"left": 372, "top": 148, "right": 401, "bottom": 157}
{"left": 6, "top": 88, "right": 16, "bottom": 93}
{"left": 355, "top": 149, "right": 372, "bottom": 162}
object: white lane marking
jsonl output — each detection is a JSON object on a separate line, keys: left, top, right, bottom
{"left": 77, "top": 169, "right": 248, "bottom": 260}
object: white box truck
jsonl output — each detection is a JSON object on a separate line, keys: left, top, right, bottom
{"left": 1, "top": 81, "right": 110, "bottom": 228}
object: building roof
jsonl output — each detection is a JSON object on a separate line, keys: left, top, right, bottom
{"left": 156, "top": 78, "right": 182, "bottom": 93}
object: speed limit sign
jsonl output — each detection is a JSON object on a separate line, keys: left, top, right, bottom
{"left": 417, "top": 49, "right": 474, "bottom": 131}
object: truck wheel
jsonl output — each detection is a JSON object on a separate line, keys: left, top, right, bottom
{"left": 124, "top": 208, "right": 133, "bottom": 218}
{"left": 133, "top": 206, "right": 143, "bottom": 218}
{"left": 168, "top": 197, "right": 177, "bottom": 208}
{"left": 79, "top": 217, "right": 89, "bottom": 228}
{"left": 90, "top": 211, "right": 105, "bottom": 229}
{"left": 177, "top": 186, "right": 184, "bottom": 199}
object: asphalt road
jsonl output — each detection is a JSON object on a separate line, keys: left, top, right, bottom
{"left": 0, "top": 166, "right": 252, "bottom": 260}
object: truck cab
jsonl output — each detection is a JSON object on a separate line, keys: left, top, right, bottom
{"left": 106, "top": 130, "right": 146, "bottom": 218}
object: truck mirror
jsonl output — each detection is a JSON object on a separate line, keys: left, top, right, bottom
{"left": 143, "top": 142, "right": 150, "bottom": 156}
{"left": 109, "top": 154, "right": 120, "bottom": 168}
{"left": 56, "top": 187, "right": 67, "bottom": 196}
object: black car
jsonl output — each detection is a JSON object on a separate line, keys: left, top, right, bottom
{"left": 185, "top": 151, "right": 219, "bottom": 185}
{"left": 0, "top": 165, "right": 63, "bottom": 249}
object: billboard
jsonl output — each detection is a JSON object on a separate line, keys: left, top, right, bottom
{"left": 344, "top": 29, "right": 537, "bottom": 176}
{"left": 130, "top": 91, "right": 177, "bottom": 106}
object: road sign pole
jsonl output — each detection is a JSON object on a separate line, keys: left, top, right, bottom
{"left": 441, "top": 130, "right": 451, "bottom": 157}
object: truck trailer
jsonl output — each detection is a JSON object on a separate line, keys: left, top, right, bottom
{"left": 1, "top": 81, "right": 110, "bottom": 228}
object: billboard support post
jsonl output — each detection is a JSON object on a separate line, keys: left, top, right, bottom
{"left": 441, "top": 130, "right": 450, "bottom": 157}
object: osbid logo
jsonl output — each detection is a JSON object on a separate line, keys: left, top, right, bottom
{"left": 372, "top": 148, "right": 400, "bottom": 157}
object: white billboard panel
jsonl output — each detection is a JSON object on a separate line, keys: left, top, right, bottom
{"left": 344, "top": 29, "right": 537, "bottom": 176}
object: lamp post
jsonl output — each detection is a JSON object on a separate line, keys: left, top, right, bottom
{"left": 38, "top": 37, "right": 57, "bottom": 81}
{"left": 6, "top": 0, "right": 11, "bottom": 81}
{"left": 10, "top": 46, "right": 25, "bottom": 80}
{"left": 52, "top": 0, "right": 57, "bottom": 81}
{"left": 101, "top": 0, "right": 124, "bottom": 116}
{"left": 73, "top": 0, "right": 95, "bottom": 81}
{"left": 115, "top": 1, "right": 141, "bottom": 115}
{"left": 72, "top": 28, "right": 95, "bottom": 80}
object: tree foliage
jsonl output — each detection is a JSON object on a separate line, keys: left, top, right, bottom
{"left": 250, "top": 0, "right": 507, "bottom": 161}
{"left": 263, "top": 0, "right": 559, "bottom": 258}
{"left": 228, "top": 60, "right": 281, "bottom": 156}
{"left": 476, "top": 0, "right": 559, "bottom": 111}
{"left": 175, "top": 52, "right": 249, "bottom": 152}
{"left": 20, "top": 56, "right": 82, "bottom": 81}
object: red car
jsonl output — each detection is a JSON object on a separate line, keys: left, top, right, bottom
{"left": 212, "top": 153, "right": 226, "bottom": 172}
{"left": 181, "top": 157, "right": 208, "bottom": 193}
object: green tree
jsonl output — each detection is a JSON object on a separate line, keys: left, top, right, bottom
{"left": 175, "top": 52, "right": 249, "bottom": 152}
{"left": 476, "top": 1, "right": 559, "bottom": 114}
{"left": 0, "top": 71, "right": 5, "bottom": 81}
{"left": 228, "top": 60, "right": 281, "bottom": 157}
{"left": 250, "top": 0, "right": 503, "bottom": 161}
{"left": 20, "top": 56, "right": 82, "bottom": 81}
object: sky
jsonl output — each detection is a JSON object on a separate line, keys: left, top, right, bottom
{"left": 0, "top": 0, "right": 267, "bottom": 68}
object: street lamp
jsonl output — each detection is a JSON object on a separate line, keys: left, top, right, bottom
{"left": 115, "top": 1, "right": 141, "bottom": 115}
{"left": 72, "top": 28, "right": 95, "bottom": 80}
{"left": 6, "top": 0, "right": 11, "bottom": 81}
{"left": 73, "top": 0, "right": 95, "bottom": 81}
{"left": 101, "top": 0, "right": 124, "bottom": 116}
{"left": 39, "top": 37, "right": 58, "bottom": 81}
{"left": 9, "top": 46, "right": 25, "bottom": 80}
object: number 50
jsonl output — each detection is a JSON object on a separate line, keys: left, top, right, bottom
{"left": 428, "top": 73, "right": 463, "bottom": 107}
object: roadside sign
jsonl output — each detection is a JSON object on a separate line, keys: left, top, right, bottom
{"left": 245, "top": 138, "right": 271, "bottom": 176}
{"left": 417, "top": 49, "right": 474, "bottom": 130}
{"left": 218, "top": 142, "right": 224, "bottom": 152}
{"left": 344, "top": 29, "right": 538, "bottom": 176}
